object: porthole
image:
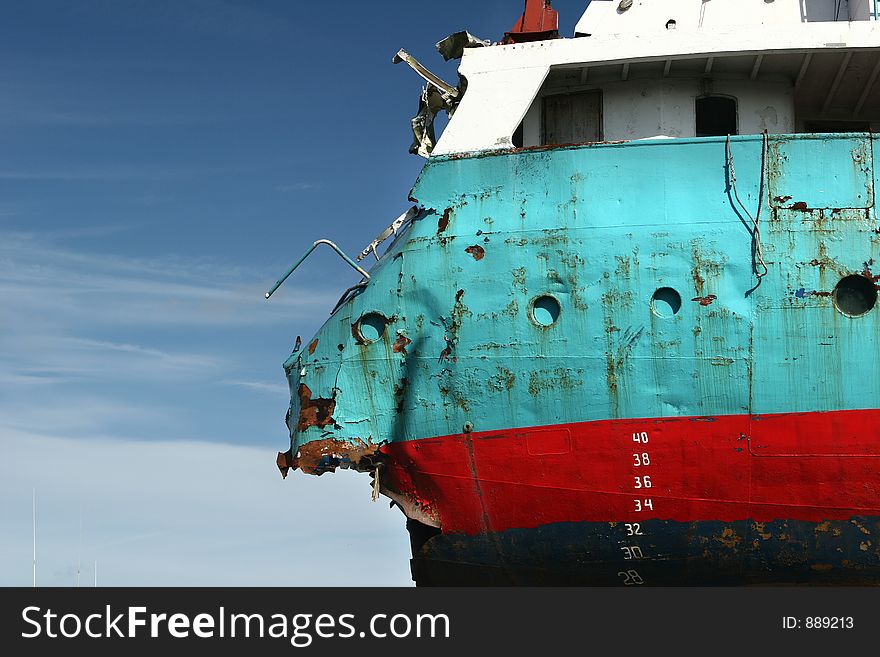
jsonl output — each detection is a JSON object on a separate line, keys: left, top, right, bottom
{"left": 354, "top": 312, "right": 387, "bottom": 343}
{"left": 651, "top": 287, "right": 682, "bottom": 318}
{"left": 833, "top": 275, "right": 877, "bottom": 317}
{"left": 531, "top": 295, "right": 561, "bottom": 327}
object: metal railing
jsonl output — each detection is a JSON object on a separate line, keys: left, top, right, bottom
{"left": 264, "top": 239, "right": 370, "bottom": 300}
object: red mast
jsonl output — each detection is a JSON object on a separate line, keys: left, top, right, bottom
{"left": 503, "top": 0, "right": 560, "bottom": 44}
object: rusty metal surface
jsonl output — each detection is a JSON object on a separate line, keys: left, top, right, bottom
{"left": 295, "top": 383, "right": 337, "bottom": 432}
{"left": 277, "top": 133, "right": 880, "bottom": 584}
{"left": 276, "top": 437, "right": 383, "bottom": 477}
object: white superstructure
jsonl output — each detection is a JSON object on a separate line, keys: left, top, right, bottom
{"left": 432, "top": 0, "right": 880, "bottom": 155}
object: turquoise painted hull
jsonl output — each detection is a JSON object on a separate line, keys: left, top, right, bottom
{"left": 277, "top": 134, "right": 880, "bottom": 585}
{"left": 284, "top": 134, "right": 879, "bottom": 442}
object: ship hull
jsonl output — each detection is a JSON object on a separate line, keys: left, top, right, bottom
{"left": 281, "top": 134, "right": 880, "bottom": 585}
{"left": 409, "top": 516, "right": 880, "bottom": 586}
{"left": 382, "top": 409, "right": 880, "bottom": 586}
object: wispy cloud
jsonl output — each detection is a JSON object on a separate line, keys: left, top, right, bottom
{"left": 0, "top": 165, "right": 243, "bottom": 182}
{"left": 0, "top": 394, "right": 181, "bottom": 437}
{"left": 0, "top": 372, "right": 76, "bottom": 387}
{"left": 65, "top": 337, "right": 213, "bottom": 363}
{"left": 222, "top": 379, "right": 290, "bottom": 396}
{"left": 0, "top": 230, "right": 339, "bottom": 329}
{"left": 274, "top": 182, "right": 322, "bottom": 193}
{"left": 22, "top": 336, "right": 223, "bottom": 379}
{"left": 11, "top": 223, "right": 136, "bottom": 241}
{"left": 0, "top": 229, "right": 341, "bottom": 450}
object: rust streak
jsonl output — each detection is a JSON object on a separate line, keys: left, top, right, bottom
{"left": 444, "top": 141, "right": 629, "bottom": 161}
{"left": 307, "top": 339, "right": 319, "bottom": 355}
{"left": 439, "top": 289, "right": 466, "bottom": 362}
{"left": 691, "top": 294, "right": 717, "bottom": 306}
{"left": 438, "top": 339, "right": 454, "bottom": 362}
{"left": 862, "top": 260, "right": 880, "bottom": 286}
{"left": 393, "top": 377, "right": 408, "bottom": 413}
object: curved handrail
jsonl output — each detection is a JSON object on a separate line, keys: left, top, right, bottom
{"left": 264, "top": 239, "right": 370, "bottom": 300}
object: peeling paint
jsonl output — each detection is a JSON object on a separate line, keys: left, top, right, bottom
{"left": 296, "top": 384, "right": 337, "bottom": 432}
{"left": 465, "top": 244, "right": 486, "bottom": 260}
{"left": 438, "top": 208, "right": 452, "bottom": 233}
{"left": 276, "top": 436, "right": 383, "bottom": 477}
{"left": 392, "top": 334, "right": 412, "bottom": 355}
{"left": 487, "top": 366, "right": 517, "bottom": 392}
{"left": 691, "top": 294, "right": 717, "bottom": 306}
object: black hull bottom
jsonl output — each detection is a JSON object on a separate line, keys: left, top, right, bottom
{"left": 407, "top": 517, "right": 880, "bottom": 586}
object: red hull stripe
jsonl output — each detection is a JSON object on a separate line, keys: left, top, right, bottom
{"left": 381, "top": 409, "right": 880, "bottom": 535}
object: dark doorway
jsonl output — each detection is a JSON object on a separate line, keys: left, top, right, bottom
{"left": 543, "top": 90, "right": 603, "bottom": 145}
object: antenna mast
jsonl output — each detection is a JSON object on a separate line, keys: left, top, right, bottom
{"left": 76, "top": 505, "right": 82, "bottom": 587}
{"left": 32, "top": 488, "right": 36, "bottom": 588}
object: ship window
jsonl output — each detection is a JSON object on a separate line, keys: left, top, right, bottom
{"left": 833, "top": 275, "right": 877, "bottom": 317}
{"left": 354, "top": 312, "right": 388, "bottom": 344}
{"left": 651, "top": 287, "right": 682, "bottom": 318}
{"left": 531, "top": 295, "right": 561, "bottom": 327}
{"left": 542, "top": 90, "right": 603, "bottom": 145}
{"left": 696, "top": 96, "right": 738, "bottom": 137}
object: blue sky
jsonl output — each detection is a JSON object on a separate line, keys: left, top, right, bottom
{"left": 0, "top": 0, "right": 590, "bottom": 586}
